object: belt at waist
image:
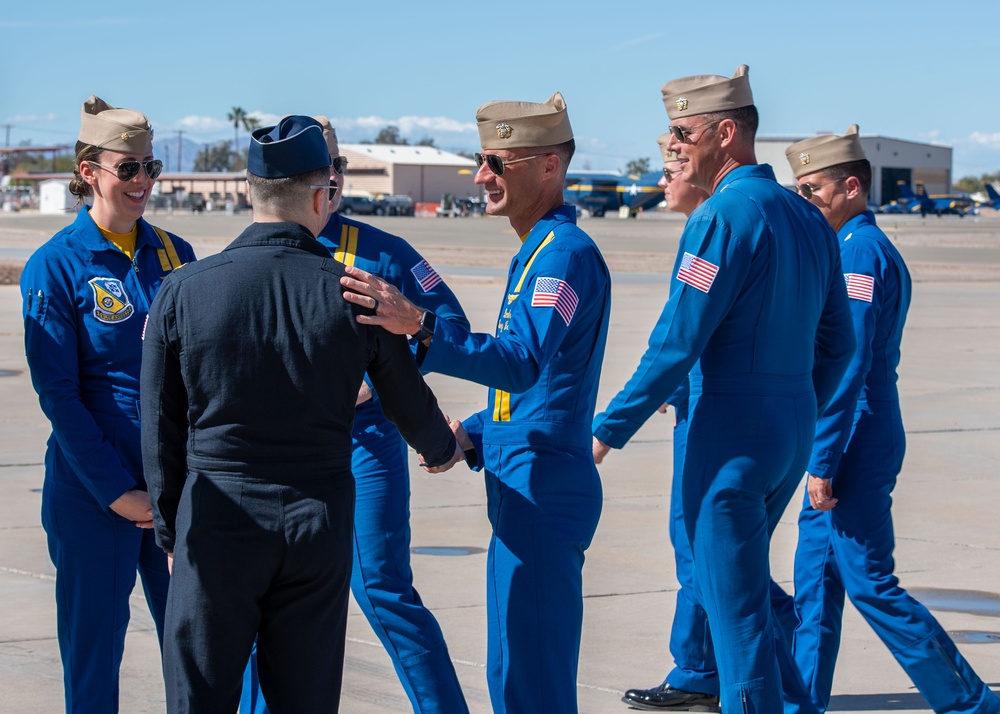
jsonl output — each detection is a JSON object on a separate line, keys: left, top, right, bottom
{"left": 482, "top": 420, "right": 591, "bottom": 446}
{"left": 186, "top": 453, "right": 354, "bottom": 482}
{"left": 690, "top": 372, "right": 813, "bottom": 396}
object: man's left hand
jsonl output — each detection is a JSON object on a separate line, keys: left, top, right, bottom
{"left": 341, "top": 265, "right": 423, "bottom": 335}
{"left": 807, "top": 473, "right": 838, "bottom": 511}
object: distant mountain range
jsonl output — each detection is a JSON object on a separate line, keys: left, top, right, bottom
{"left": 152, "top": 136, "right": 243, "bottom": 173}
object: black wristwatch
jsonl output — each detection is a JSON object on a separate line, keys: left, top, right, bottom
{"left": 412, "top": 310, "right": 436, "bottom": 342}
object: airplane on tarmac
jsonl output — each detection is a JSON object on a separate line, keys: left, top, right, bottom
{"left": 983, "top": 182, "right": 1000, "bottom": 208}
{"left": 563, "top": 170, "right": 663, "bottom": 217}
{"left": 896, "top": 180, "right": 975, "bottom": 216}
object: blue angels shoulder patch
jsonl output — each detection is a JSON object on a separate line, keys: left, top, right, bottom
{"left": 89, "top": 277, "right": 135, "bottom": 323}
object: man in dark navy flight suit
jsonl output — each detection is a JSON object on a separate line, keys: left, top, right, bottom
{"left": 786, "top": 126, "right": 1000, "bottom": 714}
{"left": 592, "top": 66, "right": 855, "bottom": 713}
{"left": 141, "top": 115, "right": 457, "bottom": 714}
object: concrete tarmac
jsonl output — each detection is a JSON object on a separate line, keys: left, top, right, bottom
{"left": 1, "top": 210, "right": 999, "bottom": 712}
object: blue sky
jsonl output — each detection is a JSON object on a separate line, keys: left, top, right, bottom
{"left": 3, "top": 0, "right": 998, "bottom": 179}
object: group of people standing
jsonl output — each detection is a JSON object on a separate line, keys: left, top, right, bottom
{"left": 19, "top": 65, "right": 999, "bottom": 714}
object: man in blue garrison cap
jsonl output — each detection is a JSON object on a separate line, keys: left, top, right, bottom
{"left": 141, "top": 115, "right": 458, "bottom": 714}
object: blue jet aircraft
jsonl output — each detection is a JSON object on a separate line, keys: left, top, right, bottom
{"left": 983, "top": 182, "right": 1000, "bottom": 208}
{"left": 896, "top": 180, "right": 974, "bottom": 216}
{"left": 563, "top": 171, "right": 663, "bottom": 217}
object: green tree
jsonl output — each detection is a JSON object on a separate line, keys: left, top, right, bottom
{"left": 194, "top": 142, "right": 236, "bottom": 172}
{"left": 625, "top": 157, "right": 651, "bottom": 175}
{"left": 374, "top": 125, "right": 407, "bottom": 145}
{"left": 416, "top": 137, "right": 436, "bottom": 147}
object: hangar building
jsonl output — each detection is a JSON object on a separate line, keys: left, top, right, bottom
{"left": 756, "top": 134, "right": 952, "bottom": 206}
{"left": 337, "top": 144, "right": 477, "bottom": 202}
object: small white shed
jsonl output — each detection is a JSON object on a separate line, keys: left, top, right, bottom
{"left": 40, "top": 179, "right": 74, "bottom": 214}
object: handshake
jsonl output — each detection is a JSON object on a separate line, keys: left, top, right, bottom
{"left": 420, "top": 415, "right": 473, "bottom": 474}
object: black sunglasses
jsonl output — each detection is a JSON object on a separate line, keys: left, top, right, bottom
{"left": 474, "top": 152, "right": 548, "bottom": 176}
{"left": 89, "top": 159, "right": 164, "bottom": 181}
{"left": 331, "top": 156, "right": 349, "bottom": 174}
{"left": 310, "top": 180, "right": 339, "bottom": 201}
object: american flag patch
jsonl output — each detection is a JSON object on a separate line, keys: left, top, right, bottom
{"left": 844, "top": 273, "right": 874, "bottom": 302}
{"left": 531, "top": 276, "right": 579, "bottom": 326}
{"left": 676, "top": 252, "right": 719, "bottom": 293}
{"left": 411, "top": 260, "right": 442, "bottom": 292}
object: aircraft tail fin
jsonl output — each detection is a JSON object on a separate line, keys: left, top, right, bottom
{"left": 986, "top": 182, "right": 1000, "bottom": 206}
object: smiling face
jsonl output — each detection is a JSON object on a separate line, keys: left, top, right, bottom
{"left": 796, "top": 170, "right": 852, "bottom": 231}
{"left": 81, "top": 149, "right": 156, "bottom": 233}
{"left": 661, "top": 159, "right": 709, "bottom": 217}
{"left": 474, "top": 148, "right": 554, "bottom": 233}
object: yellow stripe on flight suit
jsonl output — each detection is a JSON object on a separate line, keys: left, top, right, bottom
{"left": 153, "top": 227, "right": 184, "bottom": 272}
{"left": 492, "top": 231, "right": 556, "bottom": 422}
{"left": 333, "top": 224, "right": 359, "bottom": 267}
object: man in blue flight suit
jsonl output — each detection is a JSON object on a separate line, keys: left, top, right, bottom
{"left": 592, "top": 66, "right": 856, "bottom": 714}
{"left": 141, "top": 115, "right": 458, "bottom": 714}
{"left": 340, "top": 92, "right": 612, "bottom": 714}
{"left": 785, "top": 127, "right": 1000, "bottom": 714}
{"left": 240, "top": 118, "right": 470, "bottom": 714}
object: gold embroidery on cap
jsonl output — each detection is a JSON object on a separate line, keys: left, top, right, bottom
{"left": 799, "top": 152, "right": 810, "bottom": 166}
{"left": 676, "top": 98, "right": 689, "bottom": 112}
{"left": 496, "top": 123, "right": 512, "bottom": 140}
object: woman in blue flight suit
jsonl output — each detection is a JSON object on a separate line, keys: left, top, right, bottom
{"left": 20, "top": 96, "right": 195, "bottom": 712}
{"left": 241, "top": 119, "right": 470, "bottom": 714}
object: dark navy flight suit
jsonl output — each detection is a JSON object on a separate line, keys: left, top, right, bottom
{"left": 419, "top": 205, "right": 611, "bottom": 714}
{"left": 792, "top": 210, "right": 1000, "bottom": 713}
{"left": 21, "top": 207, "right": 194, "bottom": 712}
{"left": 593, "top": 164, "right": 855, "bottom": 714}
{"left": 141, "top": 221, "right": 457, "bottom": 714}
{"left": 240, "top": 213, "right": 471, "bottom": 714}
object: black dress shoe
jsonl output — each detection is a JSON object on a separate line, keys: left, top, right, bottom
{"left": 621, "top": 681, "right": 720, "bottom": 711}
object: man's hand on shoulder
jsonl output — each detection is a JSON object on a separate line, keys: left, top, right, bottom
{"left": 341, "top": 265, "right": 423, "bottom": 335}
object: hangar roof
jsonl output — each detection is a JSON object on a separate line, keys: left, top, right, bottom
{"left": 341, "top": 143, "right": 476, "bottom": 168}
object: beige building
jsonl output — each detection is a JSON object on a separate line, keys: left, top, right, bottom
{"left": 337, "top": 144, "right": 478, "bottom": 202}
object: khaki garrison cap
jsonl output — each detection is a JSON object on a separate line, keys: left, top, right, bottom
{"left": 78, "top": 95, "right": 153, "bottom": 153}
{"left": 661, "top": 65, "right": 754, "bottom": 120}
{"left": 476, "top": 91, "right": 573, "bottom": 149}
{"left": 785, "top": 125, "right": 867, "bottom": 179}
{"left": 313, "top": 115, "right": 340, "bottom": 157}
{"left": 656, "top": 133, "right": 678, "bottom": 162}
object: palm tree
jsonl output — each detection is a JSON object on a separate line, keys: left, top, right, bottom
{"left": 227, "top": 107, "right": 248, "bottom": 155}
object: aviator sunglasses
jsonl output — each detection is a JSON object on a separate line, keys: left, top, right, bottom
{"left": 666, "top": 121, "right": 719, "bottom": 143}
{"left": 88, "top": 159, "right": 164, "bottom": 181}
{"left": 474, "top": 152, "right": 548, "bottom": 176}
{"left": 331, "top": 156, "right": 349, "bottom": 174}
{"left": 796, "top": 179, "right": 843, "bottom": 200}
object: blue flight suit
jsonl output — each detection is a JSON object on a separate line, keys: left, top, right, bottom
{"left": 792, "top": 211, "right": 1000, "bottom": 713}
{"left": 419, "top": 205, "right": 611, "bottom": 714}
{"left": 20, "top": 207, "right": 194, "bottom": 713}
{"left": 239, "top": 213, "right": 471, "bottom": 714}
{"left": 593, "top": 164, "right": 855, "bottom": 714}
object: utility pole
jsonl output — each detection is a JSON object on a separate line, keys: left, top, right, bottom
{"left": 0, "top": 124, "right": 12, "bottom": 174}
{"left": 172, "top": 130, "right": 184, "bottom": 172}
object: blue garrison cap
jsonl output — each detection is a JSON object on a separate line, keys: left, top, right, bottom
{"left": 247, "top": 115, "right": 331, "bottom": 178}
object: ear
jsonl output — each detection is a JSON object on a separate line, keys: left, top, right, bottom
{"left": 843, "top": 175, "right": 862, "bottom": 200}
{"left": 312, "top": 185, "right": 327, "bottom": 216}
{"left": 716, "top": 118, "right": 739, "bottom": 148}
{"left": 79, "top": 159, "right": 99, "bottom": 187}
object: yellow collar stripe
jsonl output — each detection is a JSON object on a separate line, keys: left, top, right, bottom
{"left": 333, "top": 224, "right": 359, "bottom": 266}
{"left": 513, "top": 231, "right": 555, "bottom": 293}
{"left": 152, "top": 227, "right": 182, "bottom": 272}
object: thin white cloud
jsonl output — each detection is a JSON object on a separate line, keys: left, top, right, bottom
{"left": 611, "top": 33, "right": 663, "bottom": 51}
{"left": 966, "top": 131, "right": 1000, "bottom": 150}
{"left": 175, "top": 115, "right": 230, "bottom": 134}
{"left": 6, "top": 113, "right": 58, "bottom": 124}
{"left": 0, "top": 18, "right": 139, "bottom": 29}
{"left": 339, "top": 115, "right": 476, "bottom": 135}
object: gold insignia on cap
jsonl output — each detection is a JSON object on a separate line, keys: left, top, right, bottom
{"left": 676, "top": 98, "right": 689, "bottom": 112}
{"left": 121, "top": 132, "right": 130, "bottom": 142}
{"left": 799, "top": 152, "right": 810, "bottom": 166}
{"left": 496, "top": 122, "right": 512, "bottom": 140}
